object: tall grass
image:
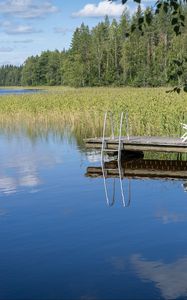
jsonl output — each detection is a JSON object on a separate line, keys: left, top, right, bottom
{"left": 0, "top": 87, "right": 186, "bottom": 139}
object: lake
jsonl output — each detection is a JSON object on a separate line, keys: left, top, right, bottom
{"left": 0, "top": 89, "right": 41, "bottom": 95}
{"left": 0, "top": 126, "right": 187, "bottom": 300}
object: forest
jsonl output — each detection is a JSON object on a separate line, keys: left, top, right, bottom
{"left": 1, "top": 5, "right": 187, "bottom": 88}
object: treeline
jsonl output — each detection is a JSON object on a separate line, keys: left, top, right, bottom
{"left": 1, "top": 6, "right": 187, "bottom": 87}
{"left": 0, "top": 51, "right": 64, "bottom": 86}
{"left": 0, "top": 65, "right": 23, "bottom": 86}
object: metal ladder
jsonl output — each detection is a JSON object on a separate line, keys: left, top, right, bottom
{"left": 181, "top": 123, "right": 187, "bottom": 142}
{"left": 101, "top": 112, "right": 131, "bottom": 207}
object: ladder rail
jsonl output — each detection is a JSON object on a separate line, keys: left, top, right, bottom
{"left": 126, "top": 112, "right": 130, "bottom": 141}
{"left": 101, "top": 111, "right": 131, "bottom": 207}
{"left": 180, "top": 123, "right": 187, "bottom": 143}
{"left": 101, "top": 112, "right": 107, "bottom": 158}
{"left": 101, "top": 111, "right": 116, "bottom": 206}
{"left": 118, "top": 112, "right": 126, "bottom": 206}
{"left": 103, "top": 176, "right": 116, "bottom": 206}
{"left": 110, "top": 112, "right": 115, "bottom": 140}
{"left": 118, "top": 112, "right": 131, "bottom": 207}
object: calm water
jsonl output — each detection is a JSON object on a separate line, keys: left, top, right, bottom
{"left": 0, "top": 89, "right": 41, "bottom": 95}
{"left": 0, "top": 128, "right": 187, "bottom": 300}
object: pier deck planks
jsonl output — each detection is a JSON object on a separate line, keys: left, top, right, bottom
{"left": 85, "top": 136, "right": 187, "bottom": 153}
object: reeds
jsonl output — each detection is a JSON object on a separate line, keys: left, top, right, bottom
{"left": 0, "top": 86, "right": 186, "bottom": 139}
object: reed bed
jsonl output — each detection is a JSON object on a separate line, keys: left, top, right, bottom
{"left": 0, "top": 87, "right": 187, "bottom": 139}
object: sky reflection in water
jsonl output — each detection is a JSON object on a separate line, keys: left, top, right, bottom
{"left": 0, "top": 130, "right": 187, "bottom": 300}
{"left": 0, "top": 89, "right": 41, "bottom": 95}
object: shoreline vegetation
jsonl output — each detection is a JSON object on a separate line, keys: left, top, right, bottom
{"left": 0, "top": 86, "right": 186, "bottom": 139}
{"left": 1, "top": 7, "right": 187, "bottom": 89}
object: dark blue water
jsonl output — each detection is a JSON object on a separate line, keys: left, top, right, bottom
{"left": 0, "top": 89, "right": 41, "bottom": 95}
{"left": 0, "top": 131, "right": 187, "bottom": 300}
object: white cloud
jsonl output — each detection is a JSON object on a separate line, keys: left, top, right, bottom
{"left": 6, "top": 25, "right": 38, "bottom": 34}
{"left": 13, "top": 39, "right": 33, "bottom": 43}
{"left": 54, "top": 27, "right": 73, "bottom": 35}
{"left": 2, "top": 21, "right": 41, "bottom": 34}
{"left": 0, "top": 46, "right": 13, "bottom": 52}
{"left": 0, "top": 0, "right": 59, "bottom": 19}
{"left": 72, "top": 0, "right": 125, "bottom": 18}
{"left": 0, "top": 60, "right": 13, "bottom": 66}
{"left": 0, "top": 39, "right": 32, "bottom": 44}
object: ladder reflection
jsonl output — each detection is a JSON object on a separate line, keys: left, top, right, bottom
{"left": 86, "top": 154, "right": 187, "bottom": 206}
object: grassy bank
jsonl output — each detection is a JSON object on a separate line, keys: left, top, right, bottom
{"left": 0, "top": 86, "right": 187, "bottom": 138}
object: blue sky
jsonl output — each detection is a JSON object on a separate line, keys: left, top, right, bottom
{"left": 0, "top": 0, "right": 152, "bottom": 66}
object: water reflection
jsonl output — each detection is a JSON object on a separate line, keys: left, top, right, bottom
{"left": 86, "top": 157, "right": 187, "bottom": 180}
{"left": 0, "top": 159, "right": 41, "bottom": 195}
{"left": 183, "top": 182, "right": 187, "bottom": 192}
{"left": 86, "top": 153, "right": 187, "bottom": 206}
{"left": 0, "top": 89, "right": 42, "bottom": 95}
{"left": 155, "top": 209, "right": 187, "bottom": 224}
{"left": 132, "top": 254, "right": 187, "bottom": 300}
{"left": 0, "top": 136, "right": 62, "bottom": 196}
{"left": 0, "top": 128, "right": 187, "bottom": 299}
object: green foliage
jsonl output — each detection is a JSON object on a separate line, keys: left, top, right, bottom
{"left": 21, "top": 50, "right": 64, "bottom": 86}
{"left": 0, "top": 65, "right": 22, "bottom": 86}
{"left": 114, "top": 0, "right": 186, "bottom": 36}
{"left": 2, "top": 6, "right": 187, "bottom": 88}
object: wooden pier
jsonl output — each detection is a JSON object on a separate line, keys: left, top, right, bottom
{"left": 85, "top": 136, "right": 187, "bottom": 153}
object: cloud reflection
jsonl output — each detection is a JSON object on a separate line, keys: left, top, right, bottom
{"left": 0, "top": 155, "right": 45, "bottom": 196}
{"left": 132, "top": 254, "right": 187, "bottom": 299}
{"left": 19, "top": 174, "right": 40, "bottom": 187}
{"left": 156, "top": 210, "right": 187, "bottom": 224}
{"left": 0, "top": 176, "right": 17, "bottom": 195}
{"left": 0, "top": 135, "right": 64, "bottom": 196}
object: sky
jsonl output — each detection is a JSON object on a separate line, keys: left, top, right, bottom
{"left": 0, "top": 0, "right": 153, "bottom": 66}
